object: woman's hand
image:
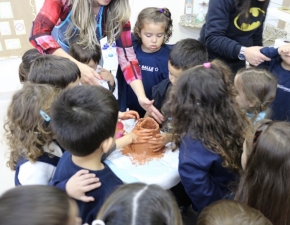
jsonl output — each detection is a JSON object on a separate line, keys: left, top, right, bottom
{"left": 244, "top": 46, "right": 271, "bottom": 66}
{"left": 78, "top": 63, "right": 102, "bottom": 85}
{"left": 138, "top": 97, "right": 164, "bottom": 124}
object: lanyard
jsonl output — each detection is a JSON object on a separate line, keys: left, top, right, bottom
{"left": 96, "top": 6, "right": 104, "bottom": 39}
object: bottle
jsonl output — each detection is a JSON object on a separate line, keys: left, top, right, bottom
{"left": 196, "top": 8, "right": 205, "bottom": 23}
{"left": 185, "top": 0, "right": 193, "bottom": 24}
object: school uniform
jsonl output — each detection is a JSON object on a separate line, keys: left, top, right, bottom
{"left": 179, "top": 134, "right": 238, "bottom": 213}
{"left": 51, "top": 151, "right": 123, "bottom": 225}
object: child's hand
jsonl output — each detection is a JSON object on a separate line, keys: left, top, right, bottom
{"left": 131, "top": 128, "right": 154, "bottom": 143}
{"left": 99, "top": 68, "right": 115, "bottom": 85}
{"left": 148, "top": 133, "right": 171, "bottom": 152}
{"left": 119, "top": 110, "right": 140, "bottom": 120}
{"left": 66, "top": 169, "right": 101, "bottom": 202}
{"left": 278, "top": 44, "right": 290, "bottom": 56}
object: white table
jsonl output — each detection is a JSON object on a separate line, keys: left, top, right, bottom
{"left": 267, "top": 8, "right": 290, "bottom": 23}
{"left": 105, "top": 144, "right": 180, "bottom": 190}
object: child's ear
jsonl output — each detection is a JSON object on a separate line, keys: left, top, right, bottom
{"left": 101, "top": 137, "right": 114, "bottom": 154}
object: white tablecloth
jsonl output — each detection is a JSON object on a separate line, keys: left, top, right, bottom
{"left": 105, "top": 144, "right": 180, "bottom": 190}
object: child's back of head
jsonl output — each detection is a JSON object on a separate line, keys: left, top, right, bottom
{"left": 5, "top": 82, "right": 59, "bottom": 170}
{"left": 0, "top": 185, "right": 80, "bottom": 225}
{"left": 236, "top": 120, "right": 290, "bottom": 225}
{"left": 19, "top": 48, "right": 41, "bottom": 83}
{"left": 168, "top": 38, "right": 208, "bottom": 85}
{"left": 164, "top": 60, "right": 249, "bottom": 171}
{"left": 69, "top": 38, "right": 102, "bottom": 70}
{"left": 50, "top": 85, "right": 118, "bottom": 157}
{"left": 94, "top": 183, "right": 183, "bottom": 225}
{"left": 28, "top": 55, "right": 80, "bottom": 89}
{"left": 197, "top": 200, "right": 272, "bottom": 225}
{"left": 234, "top": 67, "right": 277, "bottom": 122}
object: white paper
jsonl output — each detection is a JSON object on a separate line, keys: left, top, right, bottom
{"left": 4, "top": 38, "right": 21, "bottom": 50}
{"left": 0, "top": 2, "right": 13, "bottom": 19}
{"left": 14, "top": 20, "right": 26, "bottom": 35}
{"left": 0, "top": 21, "right": 11, "bottom": 35}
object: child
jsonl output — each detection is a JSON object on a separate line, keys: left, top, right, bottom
{"left": 50, "top": 85, "right": 143, "bottom": 224}
{"left": 117, "top": 7, "right": 173, "bottom": 117}
{"left": 69, "top": 39, "right": 118, "bottom": 98}
{"left": 5, "top": 83, "right": 61, "bottom": 185}
{"left": 235, "top": 120, "right": 290, "bottom": 224}
{"left": 259, "top": 43, "right": 290, "bottom": 121}
{"left": 234, "top": 67, "right": 277, "bottom": 123}
{"left": 164, "top": 60, "right": 249, "bottom": 213}
{"left": 28, "top": 55, "right": 81, "bottom": 88}
{"left": 93, "top": 183, "right": 183, "bottom": 225}
{"left": 197, "top": 200, "right": 272, "bottom": 225}
{"left": 148, "top": 38, "right": 208, "bottom": 151}
{"left": 4, "top": 82, "right": 100, "bottom": 202}
{"left": 18, "top": 48, "right": 41, "bottom": 83}
{"left": 0, "top": 185, "right": 81, "bottom": 225}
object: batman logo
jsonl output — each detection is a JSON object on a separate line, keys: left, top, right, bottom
{"left": 234, "top": 7, "right": 265, "bottom": 31}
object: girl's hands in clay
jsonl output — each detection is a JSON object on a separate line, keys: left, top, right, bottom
{"left": 148, "top": 133, "right": 171, "bottom": 152}
{"left": 119, "top": 110, "right": 140, "bottom": 120}
{"left": 132, "top": 129, "right": 154, "bottom": 143}
{"left": 66, "top": 170, "right": 101, "bottom": 202}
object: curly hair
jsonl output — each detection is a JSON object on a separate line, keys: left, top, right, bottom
{"left": 4, "top": 83, "right": 60, "bottom": 170}
{"left": 235, "top": 121, "right": 290, "bottom": 225}
{"left": 163, "top": 60, "right": 249, "bottom": 171}
{"left": 235, "top": 67, "right": 277, "bottom": 122}
{"left": 133, "top": 7, "right": 173, "bottom": 43}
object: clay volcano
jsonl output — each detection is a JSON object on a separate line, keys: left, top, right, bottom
{"left": 131, "top": 117, "right": 160, "bottom": 154}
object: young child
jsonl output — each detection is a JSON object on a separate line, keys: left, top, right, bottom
{"left": 235, "top": 120, "right": 290, "bottom": 224}
{"left": 259, "top": 43, "right": 290, "bottom": 121}
{"left": 234, "top": 67, "right": 277, "bottom": 123}
{"left": 28, "top": 55, "right": 81, "bottom": 88}
{"left": 92, "top": 183, "right": 183, "bottom": 225}
{"left": 164, "top": 60, "right": 249, "bottom": 213}
{"left": 148, "top": 38, "right": 208, "bottom": 151}
{"left": 69, "top": 39, "right": 118, "bottom": 98}
{"left": 18, "top": 48, "right": 41, "bottom": 83}
{"left": 0, "top": 185, "right": 81, "bottom": 225}
{"left": 50, "top": 85, "right": 143, "bottom": 224}
{"left": 5, "top": 83, "right": 61, "bottom": 185}
{"left": 117, "top": 7, "right": 173, "bottom": 117}
{"left": 197, "top": 200, "right": 272, "bottom": 225}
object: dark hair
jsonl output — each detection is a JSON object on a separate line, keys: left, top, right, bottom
{"left": 134, "top": 7, "right": 173, "bottom": 43}
{"left": 0, "top": 185, "right": 74, "bottom": 225}
{"left": 28, "top": 55, "right": 81, "bottom": 89}
{"left": 97, "top": 183, "right": 183, "bottom": 225}
{"left": 50, "top": 85, "right": 119, "bottom": 157}
{"left": 164, "top": 60, "right": 249, "bottom": 171}
{"left": 235, "top": 0, "right": 270, "bottom": 23}
{"left": 169, "top": 38, "right": 208, "bottom": 70}
{"left": 235, "top": 67, "right": 277, "bottom": 122}
{"left": 19, "top": 48, "right": 41, "bottom": 83}
{"left": 69, "top": 38, "right": 102, "bottom": 64}
{"left": 235, "top": 121, "right": 290, "bottom": 225}
{"left": 197, "top": 200, "right": 272, "bottom": 225}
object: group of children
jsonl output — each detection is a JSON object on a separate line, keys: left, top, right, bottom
{"left": 1, "top": 5, "right": 290, "bottom": 225}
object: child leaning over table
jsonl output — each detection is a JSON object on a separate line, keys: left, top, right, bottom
{"left": 50, "top": 85, "right": 150, "bottom": 225}
{"left": 259, "top": 43, "right": 290, "bottom": 121}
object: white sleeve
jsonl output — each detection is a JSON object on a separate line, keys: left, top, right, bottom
{"left": 18, "top": 161, "right": 56, "bottom": 185}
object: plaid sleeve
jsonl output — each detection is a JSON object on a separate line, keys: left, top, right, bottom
{"left": 29, "top": 0, "right": 70, "bottom": 54}
{"left": 115, "top": 21, "right": 142, "bottom": 84}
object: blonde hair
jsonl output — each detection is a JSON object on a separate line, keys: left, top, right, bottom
{"left": 67, "top": 0, "right": 130, "bottom": 49}
{"left": 4, "top": 83, "right": 59, "bottom": 170}
{"left": 235, "top": 68, "right": 277, "bottom": 122}
{"left": 197, "top": 200, "right": 272, "bottom": 225}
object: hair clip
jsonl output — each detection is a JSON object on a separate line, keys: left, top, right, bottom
{"left": 159, "top": 8, "right": 164, "bottom": 13}
{"left": 203, "top": 62, "right": 211, "bottom": 68}
{"left": 40, "top": 110, "right": 50, "bottom": 122}
{"left": 92, "top": 220, "right": 105, "bottom": 225}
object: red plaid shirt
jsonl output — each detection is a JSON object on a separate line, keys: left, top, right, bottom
{"left": 29, "top": 0, "right": 141, "bottom": 83}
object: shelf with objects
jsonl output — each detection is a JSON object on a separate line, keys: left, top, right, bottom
{"left": 180, "top": 1, "right": 208, "bottom": 28}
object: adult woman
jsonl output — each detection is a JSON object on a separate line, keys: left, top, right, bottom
{"left": 199, "top": 0, "right": 271, "bottom": 73}
{"left": 30, "top": 0, "right": 162, "bottom": 122}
